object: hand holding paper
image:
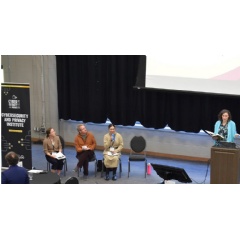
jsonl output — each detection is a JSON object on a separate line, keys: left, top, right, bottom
{"left": 82, "top": 146, "right": 89, "bottom": 150}
{"left": 52, "top": 152, "right": 66, "bottom": 160}
{"left": 107, "top": 151, "right": 118, "bottom": 156}
{"left": 205, "top": 130, "right": 224, "bottom": 140}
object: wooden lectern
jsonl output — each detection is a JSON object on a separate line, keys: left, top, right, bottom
{"left": 210, "top": 147, "right": 240, "bottom": 184}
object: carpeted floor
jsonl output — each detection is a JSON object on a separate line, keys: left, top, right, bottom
{"left": 31, "top": 142, "right": 210, "bottom": 184}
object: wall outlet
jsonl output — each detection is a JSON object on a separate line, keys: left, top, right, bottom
{"left": 40, "top": 127, "right": 46, "bottom": 133}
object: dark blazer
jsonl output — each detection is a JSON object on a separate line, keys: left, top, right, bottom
{"left": 1, "top": 165, "right": 29, "bottom": 184}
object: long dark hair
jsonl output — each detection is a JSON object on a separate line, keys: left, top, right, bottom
{"left": 108, "top": 123, "right": 115, "bottom": 129}
{"left": 218, "top": 109, "right": 232, "bottom": 122}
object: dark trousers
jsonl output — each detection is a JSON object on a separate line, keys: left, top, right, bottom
{"left": 106, "top": 167, "right": 117, "bottom": 175}
{"left": 76, "top": 150, "right": 94, "bottom": 176}
{"left": 45, "top": 155, "right": 64, "bottom": 170}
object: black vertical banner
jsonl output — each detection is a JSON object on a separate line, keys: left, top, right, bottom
{"left": 1, "top": 83, "right": 32, "bottom": 169}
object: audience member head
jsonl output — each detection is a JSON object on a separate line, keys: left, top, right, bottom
{"left": 5, "top": 151, "right": 19, "bottom": 166}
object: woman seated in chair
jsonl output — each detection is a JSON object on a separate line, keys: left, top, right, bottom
{"left": 43, "top": 127, "right": 64, "bottom": 175}
{"left": 103, "top": 124, "right": 123, "bottom": 181}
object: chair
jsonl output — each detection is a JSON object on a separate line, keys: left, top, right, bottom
{"left": 78, "top": 152, "right": 98, "bottom": 177}
{"left": 128, "top": 136, "right": 147, "bottom": 178}
{"left": 47, "top": 135, "right": 68, "bottom": 176}
{"left": 65, "top": 177, "right": 79, "bottom": 184}
{"left": 58, "top": 135, "right": 68, "bottom": 172}
{"left": 101, "top": 158, "right": 122, "bottom": 178}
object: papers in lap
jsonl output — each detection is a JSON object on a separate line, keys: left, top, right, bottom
{"left": 52, "top": 152, "right": 66, "bottom": 160}
{"left": 107, "top": 151, "right": 118, "bottom": 156}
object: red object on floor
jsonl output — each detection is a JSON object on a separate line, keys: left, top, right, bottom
{"left": 147, "top": 163, "right": 151, "bottom": 175}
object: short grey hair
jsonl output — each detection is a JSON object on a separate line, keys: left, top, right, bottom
{"left": 77, "top": 124, "right": 85, "bottom": 132}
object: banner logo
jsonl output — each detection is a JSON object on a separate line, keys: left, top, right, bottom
{"left": 8, "top": 95, "right": 20, "bottom": 109}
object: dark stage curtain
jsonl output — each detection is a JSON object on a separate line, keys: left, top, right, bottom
{"left": 140, "top": 89, "right": 240, "bottom": 133}
{"left": 56, "top": 56, "right": 240, "bottom": 133}
{"left": 56, "top": 55, "right": 141, "bottom": 125}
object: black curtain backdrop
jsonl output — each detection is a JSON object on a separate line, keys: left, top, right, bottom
{"left": 56, "top": 55, "right": 141, "bottom": 125}
{"left": 56, "top": 55, "right": 240, "bottom": 133}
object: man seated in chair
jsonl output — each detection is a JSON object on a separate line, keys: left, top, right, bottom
{"left": 74, "top": 124, "right": 96, "bottom": 178}
{"left": 103, "top": 124, "right": 123, "bottom": 181}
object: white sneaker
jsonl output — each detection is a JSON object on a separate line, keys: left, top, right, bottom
{"left": 73, "top": 166, "right": 78, "bottom": 172}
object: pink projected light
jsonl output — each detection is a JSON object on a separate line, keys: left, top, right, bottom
{"left": 211, "top": 66, "right": 240, "bottom": 81}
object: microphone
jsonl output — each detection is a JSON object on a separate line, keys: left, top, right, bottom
{"left": 111, "top": 134, "right": 115, "bottom": 142}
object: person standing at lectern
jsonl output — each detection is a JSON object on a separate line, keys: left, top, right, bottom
{"left": 214, "top": 109, "right": 239, "bottom": 142}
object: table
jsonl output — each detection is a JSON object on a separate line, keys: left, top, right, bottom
{"left": 1, "top": 167, "right": 9, "bottom": 172}
{"left": 30, "top": 172, "right": 61, "bottom": 184}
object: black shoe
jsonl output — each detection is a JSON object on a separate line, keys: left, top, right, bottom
{"left": 112, "top": 175, "right": 117, "bottom": 181}
{"left": 105, "top": 175, "right": 110, "bottom": 181}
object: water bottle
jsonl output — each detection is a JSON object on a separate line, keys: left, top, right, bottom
{"left": 147, "top": 163, "right": 151, "bottom": 175}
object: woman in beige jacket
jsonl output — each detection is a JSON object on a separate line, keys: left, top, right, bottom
{"left": 103, "top": 124, "right": 123, "bottom": 181}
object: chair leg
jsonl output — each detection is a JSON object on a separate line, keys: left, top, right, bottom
{"left": 101, "top": 160, "right": 104, "bottom": 178}
{"left": 47, "top": 162, "right": 50, "bottom": 171}
{"left": 65, "top": 159, "right": 68, "bottom": 171}
{"left": 119, "top": 159, "right": 122, "bottom": 178}
{"left": 128, "top": 161, "right": 130, "bottom": 177}
{"left": 119, "top": 163, "right": 121, "bottom": 178}
{"left": 64, "top": 163, "right": 66, "bottom": 176}
{"left": 95, "top": 160, "right": 97, "bottom": 177}
{"left": 145, "top": 161, "right": 147, "bottom": 178}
